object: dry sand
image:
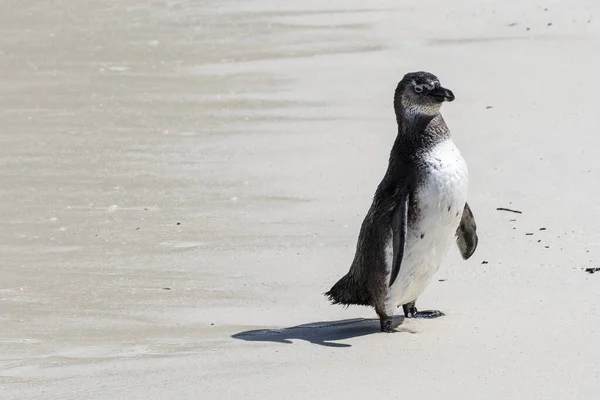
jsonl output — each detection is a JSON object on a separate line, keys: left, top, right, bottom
{"left": 2, "top": 0, "right": 600, "bottom": 398}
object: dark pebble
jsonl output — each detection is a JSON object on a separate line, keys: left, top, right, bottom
{"left": 162, "top": 287, "right": 171, "bottom": 290}
{"left": 486, "top": 105, "right": 493, "bottom": 109}
{"left": 539, "top": 227, "right": 546, "bottom": 231}
{"left": 482, "top": 261, "right": 489, "bottom": 264}
{"left": 177, "top": 222, "right": 181, "bottom": 225}
{"left": 526, "top": 232, "right": 534, "bottom": 235}
{"left": 585, "top": 268, "right": 600, "bottom": 274}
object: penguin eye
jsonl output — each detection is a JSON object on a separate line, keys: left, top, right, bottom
{"left": 414, "top": 86, "right": 423, "bottom": 93}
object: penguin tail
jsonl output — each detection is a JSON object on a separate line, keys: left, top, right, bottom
{"left": 325, "top": 273, "right": 371, "bottom": 307}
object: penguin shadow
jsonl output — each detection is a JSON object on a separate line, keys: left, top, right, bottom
{"left": 232, "top": 316, "right": 415, "bottom": 348}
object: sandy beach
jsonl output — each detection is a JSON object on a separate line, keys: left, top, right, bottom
{"left": 2, "top": 0, "right": 600, "bottom": 398}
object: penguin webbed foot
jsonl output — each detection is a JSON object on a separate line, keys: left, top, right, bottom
{"left": 379, "top": 317, "right": 395, "bottom": 333}
{"left": 403, "top": 303, "right": 444, "bottom": 319}
{"left": 412, "top": 310, "right": 444, "bottom": 319}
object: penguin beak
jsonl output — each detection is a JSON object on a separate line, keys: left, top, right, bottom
{"left": 429, "top": 86, "right": 455, "bottom": 102}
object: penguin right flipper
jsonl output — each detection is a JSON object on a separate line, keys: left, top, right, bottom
{"left": 456, "top": 202, "right": 478, "bottom": 259}
{"left": 389, "top": 190, "right": 409, "bottom": 287}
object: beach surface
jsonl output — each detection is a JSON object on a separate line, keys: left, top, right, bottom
{"left": 2, "top": 0, "right": 600, "bottom": 398}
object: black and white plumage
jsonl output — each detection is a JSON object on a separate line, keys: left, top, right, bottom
{"left": 325, "top": 71, "right": 478, "bottom": 333}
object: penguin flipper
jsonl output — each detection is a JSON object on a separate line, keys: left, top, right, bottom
{"left": 456, "top": 202, "right": 478, "bottom": 259}
{"left": 389, "top": 190, "right": 409, "bottom": 287}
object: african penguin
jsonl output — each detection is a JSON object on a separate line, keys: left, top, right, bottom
{"left": 325, "top": 71, "right": 478, "bottom": 333}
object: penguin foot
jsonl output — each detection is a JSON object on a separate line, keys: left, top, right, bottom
{"left": 379, "top": 317, "right": 394, "bottom": 333}
{"left": 402, "top": 303, "right": 444, "bottom": 319}
{"left": 412, "top": 310, "right": 444, "bottom": 319}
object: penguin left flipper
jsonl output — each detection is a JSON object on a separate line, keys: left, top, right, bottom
{"left": 456, "top": 202, "right": 478, "bottom": 259}
{"left": 389, "top": 190, "right": 409, "bottom": 287}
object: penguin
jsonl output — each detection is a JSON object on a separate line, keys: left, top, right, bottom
{"left": 325, "top": 71, "right": 478, "bottom": 333}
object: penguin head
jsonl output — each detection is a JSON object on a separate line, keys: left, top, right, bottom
{"left": 394, "top": 71, "right": 455, "bottom": 119}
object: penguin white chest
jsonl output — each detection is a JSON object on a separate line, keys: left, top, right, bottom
{"left": 385, "top": 139, "right": 468, "bottom": 310}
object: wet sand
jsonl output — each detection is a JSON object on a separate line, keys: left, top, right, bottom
{"left": 2, "top": 0, "right": 600, "bottom": 398}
